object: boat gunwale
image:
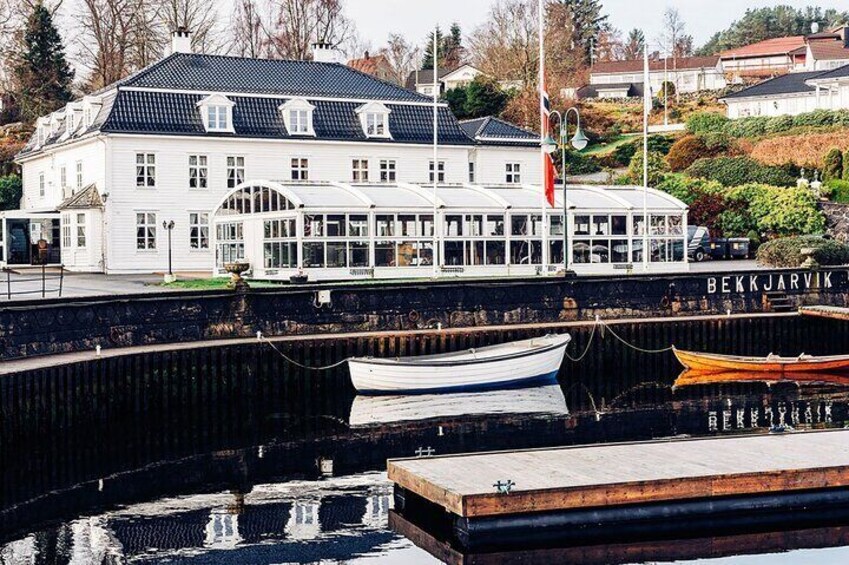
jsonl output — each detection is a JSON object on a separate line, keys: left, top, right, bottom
{"left": 349, "top": 335, "right": 571, "bottom": 368}
{"left": 673, "top": 347, "right": 849, "bottom": 365}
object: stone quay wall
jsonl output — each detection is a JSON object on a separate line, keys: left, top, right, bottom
{"left": 822, "top": 202, "right": 849, "bottom": 243}
{"left": 1, "top": 267, "right": 847, "bottom": 360}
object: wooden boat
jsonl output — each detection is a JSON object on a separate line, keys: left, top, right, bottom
{"left": 673, "top": 347, "right": 849, "bottom": 374}
{"left": 348, "top": 334, "right": 570, "bottom": 394}
{"left": 674, "top": 369, "right": 849, "bottom": 388}
{"left": 348, "top": 384, "right": 568, "bottom": 427}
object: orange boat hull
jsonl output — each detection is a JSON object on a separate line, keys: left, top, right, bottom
{"left": 673, "top": 348, "right": 849, "bottom": 375}
{"left": 674, "top": 369, "right": 849, "bottom": 388}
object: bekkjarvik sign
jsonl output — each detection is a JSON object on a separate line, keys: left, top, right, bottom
{"left": 706, "top": 270, "right": 848, "bottom": 295}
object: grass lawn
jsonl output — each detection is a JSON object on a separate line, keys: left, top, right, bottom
{"left": 583, "top": 134, "right": 639, "bottom": 156}
{"left": 159, "top": 278, "right": 286, "bottom": 290}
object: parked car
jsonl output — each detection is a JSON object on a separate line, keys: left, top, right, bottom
{"left": 687, "top": 225, "right": 710, "bottom": 262}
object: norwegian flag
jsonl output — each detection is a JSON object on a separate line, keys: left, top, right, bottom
{"left": 541, "top": 83, "right": 556, "bottom": 207}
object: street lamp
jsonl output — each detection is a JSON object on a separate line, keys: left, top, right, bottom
{"left": 549, "top": 107, "right": 588, "bottom": 276}
{"left": 162, "top": 220, "right": 175, "bottom": 283}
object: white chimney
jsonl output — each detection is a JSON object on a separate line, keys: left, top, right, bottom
{"left": 171, "top": 27, "right": 192, "bottom": 54}
{"left": 311, "top": 42, "right": 344, "bottom": 64}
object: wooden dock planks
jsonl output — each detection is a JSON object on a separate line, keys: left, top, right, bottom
{"left": 388, "top": 430, "right": 849, "bottom": 518}
{"left": 800, "top": 305, "right": 849, "bottom": 321}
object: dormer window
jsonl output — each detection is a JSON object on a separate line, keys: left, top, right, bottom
{"left": 356, "top": 102, "right": 391, "bottom": 139}
{"left": 197, "top": 94, "right": 236, "bottom": 133}
{"left": 279, "top": 98, "right": 315, "bottom": 136}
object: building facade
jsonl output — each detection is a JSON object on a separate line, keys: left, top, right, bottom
{"left": 9, "top": 35, "right": 541, "bottom": 274}
{"left": 578, "top": 56, "right": 726, "bottom": 100}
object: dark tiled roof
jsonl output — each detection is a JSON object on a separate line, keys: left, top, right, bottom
{"left": 591, "top": 56, "right": 719, "bottom": 75}
{"left": 101, "top": 90, "right": 474, "bottom": 145}
{"left": 58, "top": 184, "right": 103, "bottom": 209}
{"left": 722, "top": 71, "right": 822, "bottom": 99}
{"left": 809, "top": 63, "right": 849, "bottom": 80}
{"left": 123, "top": 52, "right": 429, "bottom": 102}
{"left": 576, "top": 83, "right": 644, "bottom": 99}
{"left": 459, "top": 116, "right": 537, "bottom": 146}
{"left": 405, "top": 68, "right": 451, "bottom": 89}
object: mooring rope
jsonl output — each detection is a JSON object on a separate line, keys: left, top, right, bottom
{"left": 597, "top": 320, "right": 675, "bottom": 354}
{"left": 258, "top": 333, "right": 352, "bottom": 371}
{"left": 563, "top": 321, "right": 597, "bottom": 362}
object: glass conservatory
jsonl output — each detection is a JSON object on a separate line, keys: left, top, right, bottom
{"left": 210, "top": 181, "right": 689, "bottom": 281}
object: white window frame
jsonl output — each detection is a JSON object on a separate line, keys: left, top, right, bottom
{"left": 506, "top": 162, "right": 521, "bottom": 184}
{"left": 468, "top": 161, "right": 476, "bottom": 183}
{"left": 76, "top": 160, "right": 83, "bottom": 190}
{"left": 38, "top": 171, "right": 44, "bottom": 197}
{"left": 290, "top": 157, "right": 309, "bottom": 181}
{"left": 61, "top": 213, "right": 71, "bottom": 248}
{"left": 189, "top": 211, "right": 209, "bottom": 250}
{"left": 356, "top": 101, "right": 391, "bottom": 139}
{"left": 379, "top": 159, "right": 396, "bottom": 182}
{"left": 196, "top": 94, "right": 236, "bottom": 133}
{"left": 279, "top": 98, "right": 316, "bottom": 136}
{"left": 429, "top": 160, "right": 446, "bottom": 183}
{"left": 136, "top": 211, "right": 157, "bottom": 250}
{"left": 76, "top": 213, "right": 86, "bottom": 248}
{"left": 352, "top": 159, "right": 369, "bottom": 182}
{"left": 60, "top": 165, "right": 67, "bottom": 190}
{"left": 135, "top": 153, "right": 155, "bottom": 188}
{"left": 226, "top": 156, "right": 245, "bottom": 189}
{"left": 189, "top": 155, "right": 208, "bottom": 189}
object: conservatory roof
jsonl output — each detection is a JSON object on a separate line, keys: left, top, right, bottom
{"left": 213, "top": 181, "right": 687, "bottom": 216}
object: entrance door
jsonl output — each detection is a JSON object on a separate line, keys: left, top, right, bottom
{"left": 6, "top": 219, "right": 30, "bottom": 265}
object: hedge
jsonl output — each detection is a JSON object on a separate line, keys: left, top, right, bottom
{"left": 823, "top": 148, "right": 843, "bottom": 181}
{"left": 756, "top": 236, "right": 849, "bottom": 268}
{"left": 686, "top": 156, "right": 796, "bottom": 187}
{"left": 686, "top": 109, "right": 849, "bottom": 139}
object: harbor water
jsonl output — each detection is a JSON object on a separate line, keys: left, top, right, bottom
{"left": 2, "top": 314, "right": 849, "bottom": 563}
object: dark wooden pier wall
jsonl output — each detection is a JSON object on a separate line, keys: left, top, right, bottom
{"left": 1, "top": 267, "right": 848, "bottom": 360}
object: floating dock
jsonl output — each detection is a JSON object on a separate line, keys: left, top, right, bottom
{"left": 800, "top": 305, "right": 849, "bottom": 321}
{"left": 388, "top": 430, "right": 849, "bottom": 548}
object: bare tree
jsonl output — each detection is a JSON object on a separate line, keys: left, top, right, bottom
{"left": 75, "top": 0, "right": 139, "bottom": 90}
{"left": 468, "top": 0, "right": 538, "bottom": 88}
{"left": 378, "top": 33, "right": 416, "bottom": 85}
{"left": 265, "top": 0, "right": 354, "bottom": 60}
{"left": 160, "top": 0, "right": 224, "bottom": 55}
{"left": 231, "top": 0, "right": 269, "bottom": 58}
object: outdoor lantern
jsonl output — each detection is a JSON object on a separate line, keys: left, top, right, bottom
{"left": 570, "top": 126, "right": 589, "bottom": 151}
{"left": 543, "top": 134, "right": 558, "bottom": 154}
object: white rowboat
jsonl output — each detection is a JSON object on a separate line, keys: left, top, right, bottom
{"left": 347, "top": 334, "right": 571, "bottom": 394}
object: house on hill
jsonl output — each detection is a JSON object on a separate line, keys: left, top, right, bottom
{"left": 347, "top": 52, "right": 396, "bottom": 84}
{"left": 4, "top": 31, "right": 541, "bottom": 274}
{"left": 577, "top": 56, "right": 726, "bottom": 99}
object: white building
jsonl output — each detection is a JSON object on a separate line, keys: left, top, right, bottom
{"left": 722, "top": 64, "right": 849, "bottom": 119}
{"left": 578, "top": 56, "right": 726, "bottom": 99}
{"left": 405, "top": 64, "right": 521, "bottom": 96}
{"left": 6, "top": 33, "right": 542, "bottom": 274}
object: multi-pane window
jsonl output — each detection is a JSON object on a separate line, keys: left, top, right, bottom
{"left": 264, "top": 218, "right": 297, "bottom": 268}
{"left": 76, "top": 161, "right": 83, "bottom": 189}
{"left": 468, "top": 162, "right": 475, "bottom": 183}
{"left": 352, "top": 159, "right": 369, "bottom": 182}
{"left": 302, "top": 213, "right": 372, "bottom": 269}
{"left": 216, "top": 222, "right": 244, "bottom": 266}
{"left": 60, "top": 166, "right": 67, "bottom": 190}
{"left": 429, "top": 161, "right": 445, "bottom": 183}
{"left": 506, "top": 163, "right": 521, "bottom": 183}
{"left": 373, "top": 213, "right": 434, "bottom": 267}
{"left": 573, "top": 214, "right": 630, "bottom": 265}
{"left": 379, "top": 160, "right": 396, "bottom": 182}
{"left": 207, "top": 106, "right": 228, "bottom": 130}
{"left": 76, "top": 213, "right": 86, "bottom": 247}
{"left": 136, "top": 212, "right": 156, "bottom": 250}
{"left": 291, "top": 158, "right": 309, "bottom": 181}
{"left": 443, "top": 214, "right": 507, "bottom": 266}
{"left": 61, "top": 213, "right": 71, "bottom": 248}
{"left": 136, "top": 153, "right": 155, "bottom": 188}
{"left": 227, "top": 156, "right": 245, "bottom": 188}
{"left": 38, "top": 172, "right": 44, "bottom": 197}
{"left": 189, "top": 155, "right": 208, "bottom": 189}
{"left": 509, "top": 214, "right": 543, "bottom": 265}
{"left": 289, "top": 109, "right": 310, "bottom": 134}
{"left": 365, "top": 113, "right": 386, "bottom": 136}
{"left": 189, "top": 212, "right": 209, "bottom": 249}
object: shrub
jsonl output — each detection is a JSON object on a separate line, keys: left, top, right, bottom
{"left": 844, "top": 150, "right": 849, "bottom": 181}
{"left": 765, "top": 114, "right": 794, "bottom": 134}
{"left": 666, "top": 134, "right": 721, "bottom": 172}
{"left": 646, "top": 134, "right": 675, "bottom": 156}
{"left": 0, "top": 174, "right": 21, "bottom": 211}
{"left": 750, "top": 131, "right": 849, "bottom": 168}
{"left": 726, "top": 183, "right": 825, "bottom": 237}
{"left": 686, "top": 156, "right": 796, "bottom": 187}
{"left": 610, "top": 141, "right": 638, "bottom": 167}
{"left": 561, "top": 148, "right": 601, "bottom": 175}
{"left": 823, "top": 148, "right": 843, "bottom": 180}
{"left": 756, "top": 236, "right": 849, "bottom": 268}
{"left": 655, "top": 173, "right": 722, "bottom": 205}
{"left": 627, "top": 150, "right": 667, "bottom": 186}
{"left": 686, "top": 112, "right": 728, "bottom": 135}
{"left": 826, "top": 179, "right": 849, "bottom": 203}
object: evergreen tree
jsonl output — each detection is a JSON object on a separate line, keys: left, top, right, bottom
{"left": 421, "top": 26, "right": 445, "bottom": 70}
{"left": 421, "top": 23, "right": 465, "bottom": 70}
{"left": 444, "top": 87, "right": 468, "bottom": 119}
{"left": 464, "top": 76, "right": 507, "bottom": 119}
{"left": 550, "top": 0, "right": 611, "bottom": 66}
{"left": 12, "top": 2, "right": 74, "bottom": 123}
{"left": 623, "top": 28, "right": 645, "bottom": 60}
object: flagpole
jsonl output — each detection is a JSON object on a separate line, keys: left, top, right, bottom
{"left": 642, "top": 44, "right": 650, "bottom": 272}
{"left": 432, "top": 26, "right": 440, "bottom": 278}
{"left": 538, "top": 0, "right": 548, "bottom": 274}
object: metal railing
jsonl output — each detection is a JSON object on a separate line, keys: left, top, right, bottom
{"left": 2, "top": 264, "right": 65, "bottom": 300}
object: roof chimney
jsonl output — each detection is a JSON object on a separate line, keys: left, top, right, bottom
{"left": 171, "top": 26, "right": 192, "bottom": 55}
{"left": 311, "top": 41, "right": 344, "bottom": 64}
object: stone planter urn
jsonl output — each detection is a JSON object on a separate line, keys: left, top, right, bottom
{"left": 289, "top": 268, "right": 308, "bottom": 284}
{"left": 224, "top": 261, "right": 251, "bottom": 290}
{"left": 799, "top": 247, "right": 819, "bottom": 270}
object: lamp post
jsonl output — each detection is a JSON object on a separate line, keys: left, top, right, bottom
{"left": 162, "top": 220, "right": 175, "bottom": 283}
{"left": 544, "top": 107, "right": 588, "bottom": 276}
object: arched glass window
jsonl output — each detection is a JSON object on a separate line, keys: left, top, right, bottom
{"left": 217, "top": 185, "right": 296, "bottom": 216}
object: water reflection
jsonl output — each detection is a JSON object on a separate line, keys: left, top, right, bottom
{"left": 3, "top": 316, "right": 849, "bottom": 562}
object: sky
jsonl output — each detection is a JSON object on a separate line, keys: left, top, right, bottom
{"left": 345, "top": 0, "right": 849, "bottom": 53}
